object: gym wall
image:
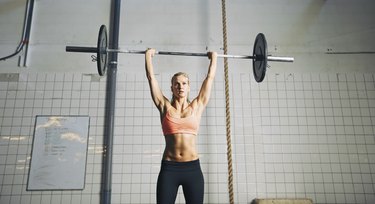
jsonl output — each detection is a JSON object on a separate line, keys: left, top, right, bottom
{"left": 1, "top": 1, "right": 375, "bottom": 204}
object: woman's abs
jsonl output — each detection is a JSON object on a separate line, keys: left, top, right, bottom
{"left": 163, "top": 134, "right": 198, "bottom": 162}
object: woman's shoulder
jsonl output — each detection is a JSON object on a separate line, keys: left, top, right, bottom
{"left": 159, "top": 100, "right": 172, "bottom": 115}
{"left": 189, "top": 98, "right": 205, "bottom": 113}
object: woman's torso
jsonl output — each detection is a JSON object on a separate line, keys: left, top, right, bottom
{"left": 161, "top": 103, "right": 202, "bottom": 162}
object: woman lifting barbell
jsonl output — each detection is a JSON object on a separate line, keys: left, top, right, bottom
{"left": 145, "top": 48, "right": 217, "bottom": 204}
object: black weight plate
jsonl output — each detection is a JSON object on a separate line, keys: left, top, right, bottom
{"left": 252, "top": 33, "right": 267, "bottom": 82}
{"left": 97, "top": 25, "right": 108, "bottom": 76}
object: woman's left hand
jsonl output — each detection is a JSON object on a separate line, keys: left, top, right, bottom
{"left": 207, "top": 51, "right": 217, "bottom": 60}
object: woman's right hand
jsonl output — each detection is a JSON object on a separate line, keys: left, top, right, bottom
{"left": 146, "top": 48, "right": 156, "bottom": 58}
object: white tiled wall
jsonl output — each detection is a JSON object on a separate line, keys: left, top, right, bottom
{"left": 0, "top": 72, "right": 374, "bottom": 204}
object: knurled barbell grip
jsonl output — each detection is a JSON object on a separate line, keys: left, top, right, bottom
{"left": 157, "top": 51, "right": 207, "bottom": 57}
{"left": 111, "top": 49, "right": 209, "bottom": 57}
{"left": 112, "top": 49, "right": 252, "bottom": 59}
{"left": 111, "top": 49, "right": 221, "bottom": 57}
{"left": 113, "top": 49, "right": 253, "bottom": 59}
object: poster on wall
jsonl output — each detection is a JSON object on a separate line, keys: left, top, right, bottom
{"left": 27, "top": 115, "right": 90, "bottom": 190}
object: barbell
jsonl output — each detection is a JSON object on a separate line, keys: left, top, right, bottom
{"left": 66, "top": 25, "right": 294, "bottom": 82}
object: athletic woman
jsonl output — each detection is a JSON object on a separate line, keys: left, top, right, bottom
{"left": 145, "top": 48, "right": 217, "bottom": 204}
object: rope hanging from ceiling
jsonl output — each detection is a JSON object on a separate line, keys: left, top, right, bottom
{"left": 221, "top": 0, "right": 235, "bottom": 203}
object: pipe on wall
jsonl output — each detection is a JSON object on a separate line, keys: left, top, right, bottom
{"left": 0, "top": 0, "right": 34, "bottom": 64}
{"left": 101, "top": 0, "right": 121, "bottom": 204}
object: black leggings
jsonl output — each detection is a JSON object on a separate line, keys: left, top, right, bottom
{"left": 157, "top": 159, "right": 204, "bottom": 204}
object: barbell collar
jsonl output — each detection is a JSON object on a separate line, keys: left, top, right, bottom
{"left": 267, "top": 56, "right": 294, "bottom": 62}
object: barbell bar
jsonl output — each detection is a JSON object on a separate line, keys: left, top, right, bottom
{"left": 66, "top": 25, "right": 294, "bottom": 82}
{"left": 107, "top": 49, "right": 294, "bottom": 62}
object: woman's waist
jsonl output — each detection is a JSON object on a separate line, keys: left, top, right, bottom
{"left": 160, "top": 159, "right": 201, "bottom": 171}
{"left": 162, "top": 148, "right": 199, "bottom": 162}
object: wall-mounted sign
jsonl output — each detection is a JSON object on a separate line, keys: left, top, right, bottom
{"left": 27, "top": 116, "right": 90, "bottom": 190}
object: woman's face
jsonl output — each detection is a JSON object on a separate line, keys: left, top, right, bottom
{"left": 171, "top": 75, "right": 190, "bottom": 99}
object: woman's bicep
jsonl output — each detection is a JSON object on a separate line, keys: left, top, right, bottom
{"left": 196, "top": 52, "right": 217, "bottom": 106}
{"left": 145, "top": 49, "right": 169, "bottom": 111}
{"left": 196, "top": 76, "right": 214, "bottom": 106}
{"left": 147, "top": 76, "right": 168, "bottom": 109}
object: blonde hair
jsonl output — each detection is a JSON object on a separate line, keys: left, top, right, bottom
{"left": 171, "top": 72, "right": 190, "bottom": 104}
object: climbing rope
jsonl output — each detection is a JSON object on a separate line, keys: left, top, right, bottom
{"left": 221, "top": 0, "right": 234, "bottom": 203}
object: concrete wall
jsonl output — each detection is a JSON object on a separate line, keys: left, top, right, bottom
{"left": 1, "top": 0, "right": 374, "bottom": 73}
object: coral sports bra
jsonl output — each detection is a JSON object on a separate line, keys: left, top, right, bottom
{"left": 161, "top": 107, "right": 199, "bottom": 136}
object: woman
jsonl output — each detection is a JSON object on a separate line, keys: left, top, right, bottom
{"left": 145, "top": 48, "right": 217, "bottom": 204}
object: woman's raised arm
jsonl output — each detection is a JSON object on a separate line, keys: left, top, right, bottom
{"left": 195, "top": 51, "right": 217, "bottom": 107}
{"left": 145, "top": 48, "right": 168, "bottom": 111}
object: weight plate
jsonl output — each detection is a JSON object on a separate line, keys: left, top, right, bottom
{"left": 97, "top": 25, "right": 108, "bottom": 76}
{"left": 252, "top": 33, "right": 267, "bottom": 82}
